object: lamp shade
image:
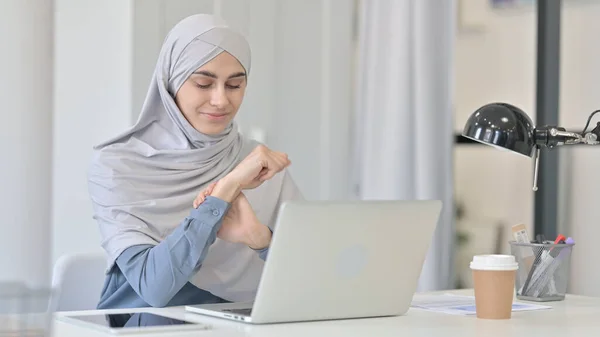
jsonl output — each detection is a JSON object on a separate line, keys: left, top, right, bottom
{"left": 462, "top": 102, "right": 536, "bottom": 157}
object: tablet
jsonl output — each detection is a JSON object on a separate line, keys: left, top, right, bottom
{"left": 58, "top": 311, "right": 210, "bottom": 334}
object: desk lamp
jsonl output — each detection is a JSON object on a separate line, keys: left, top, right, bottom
{"left": 462, "top": 102, "right": 600, "bottom": 191}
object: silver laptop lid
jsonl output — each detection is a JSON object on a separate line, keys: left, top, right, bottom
{"left": 250, "top": 200, "right": 442, "bottom": 323}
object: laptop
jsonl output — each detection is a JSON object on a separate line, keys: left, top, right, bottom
{"left": 185, "top": 199, "right": 442, "bottom": 324}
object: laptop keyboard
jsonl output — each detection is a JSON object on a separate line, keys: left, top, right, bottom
{"left": 223, "top": 308, "right": 253, "bottom": 316}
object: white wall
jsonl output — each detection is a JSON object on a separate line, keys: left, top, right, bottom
{"left": 0, "top": 0, "right": 53, "bottom": 287}
{"left": 53, "top": 0, "right": 134, "bottom": 264}
{"left": 52, "top": 0, "right": 355, "bottom": 266}
{"left": 454, "top": 3, "right": 537, "bottom": 283}
{"left": 454, "top": 1, "right": 600, "bottom": 296}
{"left": 268, "top": 0, "right": 355, "bottom": 200}
{"left": 558, "top": 1, "right": 600, "bottom": 297}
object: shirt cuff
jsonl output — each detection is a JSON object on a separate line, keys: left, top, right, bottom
{"left": 190, "top": 196, "right": 230, "bottom": 220}
{"left": 251, "top": 227, "right": 272, "bottom": 261}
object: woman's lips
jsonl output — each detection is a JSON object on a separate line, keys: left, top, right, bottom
{"left": 200, "top": 112, "right": 229, "bottom": 121}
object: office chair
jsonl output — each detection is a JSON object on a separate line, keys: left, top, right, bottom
{"left": 51, "top": 251, "right": 106, "bottom": 311}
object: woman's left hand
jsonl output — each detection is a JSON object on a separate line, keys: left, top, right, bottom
{"left": 193, "top": 182, "right": 217, "bottom": 208}
{"left": 218, "top": 192, "right": 272, "bottom": 249}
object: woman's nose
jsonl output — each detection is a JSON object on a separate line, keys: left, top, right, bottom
{"left": 210, "top": 86, "right": 229, "bottom": 109}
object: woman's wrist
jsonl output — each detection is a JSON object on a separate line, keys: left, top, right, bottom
{"left": 210, "top": 176, "right": 241, "bottom": 203}
{"left": 246, "top": 223, "right": 272, "bottom": 250}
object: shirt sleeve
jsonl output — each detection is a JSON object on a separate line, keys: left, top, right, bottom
{"left": 114, "top": 196, "right": 229, "bottom": 307}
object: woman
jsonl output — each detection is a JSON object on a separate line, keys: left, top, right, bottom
{"left": 87, "top": 14, "right": 302, "bottom": 309}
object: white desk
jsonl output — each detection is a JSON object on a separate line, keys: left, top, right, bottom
{"left": 52, "top": 289, "right": 600, "bottom": 337}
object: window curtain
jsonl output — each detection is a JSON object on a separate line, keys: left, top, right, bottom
{"left": 353, "top": 0, "right": 456, "bottom": 291}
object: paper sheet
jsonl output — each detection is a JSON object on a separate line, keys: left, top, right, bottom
{"left": 410, "top": 294, "right": 552, "bottom": 316}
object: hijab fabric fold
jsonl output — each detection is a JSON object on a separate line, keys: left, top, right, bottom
{"left": 87, "top": 14, "right": 280, "bottom": 302}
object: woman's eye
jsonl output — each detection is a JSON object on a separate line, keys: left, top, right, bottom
{"left": 195, "top": 81, "right": 241, "bottom": 90}
{"left": 226, "top": 80, "right": 243, "bottom": 89}
{"left": 196, "top": 83, "right": 212, "bottom": 89}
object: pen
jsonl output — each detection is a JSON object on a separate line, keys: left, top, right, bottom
{"left": 531, "top": 236, "right": 575, "bottom": 297}
{"left": 521, "top": 235, "right": 545, "bottom": 295}
{"left": 549, "top": 234, "right": 566, "bottom": 258}
{"left": 522, "top": 234, "right": 564, "bottom": 296}
{"left": 554, "top": 234, "right": 566, "bottom": 244}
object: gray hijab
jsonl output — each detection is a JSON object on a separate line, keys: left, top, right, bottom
{"left": 87, "top": 14, "right": 283, "bottom": 302}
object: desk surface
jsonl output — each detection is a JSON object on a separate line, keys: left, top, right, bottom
{"left": 52, "top": 289, "right": 600, "bottom": 337}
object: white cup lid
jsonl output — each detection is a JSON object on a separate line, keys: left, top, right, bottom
{"left": 470, "top": 254, "right": 518, "bottom": 271}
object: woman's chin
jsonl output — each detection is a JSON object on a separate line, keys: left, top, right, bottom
{"left": 193, "top": 121, "right": 233, "bottom": 136}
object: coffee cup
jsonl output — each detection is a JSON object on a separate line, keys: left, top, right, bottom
{"left": 470, "top": 254, "right": 518, "bottom": 319}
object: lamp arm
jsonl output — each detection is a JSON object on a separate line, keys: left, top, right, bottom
{"left": 549, "top": 128, "right": 584, "bottom": 145}
{"left": 535, "top": 123, "right": 600, "bottom": 148}
{"left": 530, "top": 128, "right": 576, "bottom": 191}
{"left": 530, "top": 116, "right": 600, "bottom": 191}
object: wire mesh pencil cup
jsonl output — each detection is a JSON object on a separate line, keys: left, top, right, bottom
{"left": 509, "top": 241, "right": 575, "bottom": 302}
{"left": 0, "top": 282, "right": 59, "bottom": 337}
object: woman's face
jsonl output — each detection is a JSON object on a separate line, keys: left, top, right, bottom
{"left": 175, "top": 52, "right": 247, "bottom": 135}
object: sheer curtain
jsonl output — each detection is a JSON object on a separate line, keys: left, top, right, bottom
{"left": 353, "top": 0, "right": 456, "bottom": 291}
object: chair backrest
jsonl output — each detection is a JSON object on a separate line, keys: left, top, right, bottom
{"left": 51, "top": 252, "right": 107, "bottom": 311}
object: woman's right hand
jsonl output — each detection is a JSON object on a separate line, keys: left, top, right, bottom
{"left": 193, "top": 144, "right": 290, "bottom": 205}
{"left": 225, "top": 144, "right": 290, "bottom": 190}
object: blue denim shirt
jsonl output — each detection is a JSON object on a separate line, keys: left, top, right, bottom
{"left": 97, "top": 196, "right": 268, "bottom": 309}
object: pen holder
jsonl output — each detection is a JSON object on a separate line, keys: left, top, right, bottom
{"left": 0, "top": 281, "right": 59, "bottom": 337}
{"left": 509, "top": 241, "right": 575, "bottom": 302}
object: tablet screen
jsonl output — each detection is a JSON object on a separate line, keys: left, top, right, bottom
{"left": 72, "top": 312, "right": 195, "bottom": 328}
